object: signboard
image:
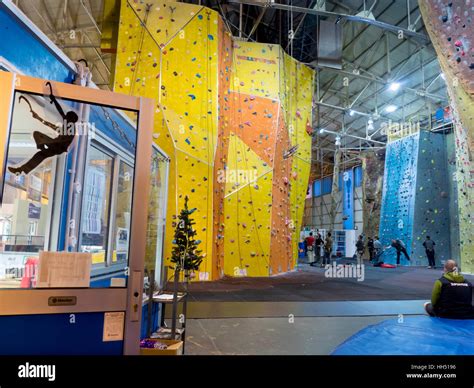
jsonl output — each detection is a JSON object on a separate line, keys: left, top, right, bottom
{"left": 342, "top": 169, "right": 354, "bottom": 230}
{"left": 28, "top": 202, "right": 41, "bottom": 220}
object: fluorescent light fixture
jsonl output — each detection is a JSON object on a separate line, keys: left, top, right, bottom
{"left": 388, "top": 82, "right": 400, "bottom": 91}
{"left": 385, "top": 105, "right": 398, "bottom": 113}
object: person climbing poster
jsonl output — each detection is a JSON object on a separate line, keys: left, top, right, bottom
{"left": 8, "top": 83, "right": 79, "bottom": 176}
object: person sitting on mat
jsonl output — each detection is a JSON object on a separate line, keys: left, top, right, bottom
{"left": 424, "top": 260, "right": 474, "bottom": 319}
{"left": 391, "top": 239, "right": 411, "bottom": 265}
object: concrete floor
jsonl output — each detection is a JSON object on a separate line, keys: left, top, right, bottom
{"left": 181, "top": 300, "right": 427, "bottom": 355}
{"left": 184, "top": 316, "right": 397, "bottom": 355}
{"left": 177, "top": 265, "right": 474, "bottom": 355}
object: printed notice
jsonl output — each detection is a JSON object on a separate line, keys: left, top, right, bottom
{"left": 103, "top": 312, "right": 125, "bottom": 342}
{"left": 36, "top": 252, "right": 91, "bottom": 288}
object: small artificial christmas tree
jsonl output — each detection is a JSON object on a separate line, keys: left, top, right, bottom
{"left": 169, "top": 196, "right": 203, "bottom": 280}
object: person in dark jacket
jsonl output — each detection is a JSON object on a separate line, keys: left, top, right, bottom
{"left": 322, "top": 232, "right": 333, "bottom": 267}
{"left": 424, "top": 260, "right": 474, "bottom": 319}
{"left": 314, "top": 233, "right": 324, "bottom": 265}
{"left": 355, "top": 235, "right": 365, "bottom": 264}
{"left": 367, "top": 237, "right": 375, "bottom": 261}
{"left": 423, "top": 236, "right": 436, "bottom": 269}
{"left": 391, "top": 239, "right": 410, "bottom": 265}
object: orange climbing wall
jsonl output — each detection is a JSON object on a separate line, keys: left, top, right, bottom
{"left": 224, "top": 42, "right": 314, "bottom": 277}
{"left": 213, "top": 18, "right": 233, "bottom": 279}
{"left": 112, "top": 1, "right": 314, "bottom": 279}
{"left": 420, "top": 1, "right": 474, "bottom": 273}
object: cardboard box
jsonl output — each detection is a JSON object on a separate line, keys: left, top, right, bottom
{"left": 140, "top": 339, "right": 183, "bottom": 356}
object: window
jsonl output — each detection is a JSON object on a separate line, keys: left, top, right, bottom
{"left": 144, "top": 148, "right": 168, "bottom": 289}
{"left": 111, "top": 161, "right": 134, "bottom": 264}
{"left": 80, "top": 146, "right": 114, "bottom": 265}
{"left": 354, "top": 166, "right": 363, "bottom": 188}
{"left": 0, "top": 92, "right": 58, "bottom": 288}
{"left": 313, "top": 180, "right": 321, "bottom": 197}
{"left": 322, "top": 176, "right": 332, "bottom": 195}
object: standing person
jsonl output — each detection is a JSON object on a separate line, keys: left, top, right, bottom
{"left": 391, "top": 239, "right": 411, "bottom": 265}
{"left": 373, "top": 236, "right": 383, "bottom": 264}
{"left": 424, "top": 260, "right": 474, "bottom": 319}
{"left": 322, "top": 232, "right": 333, "bottom": 267}
{"left": 355, "top": 235, "right": 365, "bottom": 264}
{"left": 314, "top": 233, "right": 324, "bottom": 266}
{"left": 423, "top": 236, "right": 436, "bottom": 269}
{"left": 305, "top": 232, "right": 315, "bottom": 266}
{"left": 367, "top": 237, "right": 375, "bottom": 261}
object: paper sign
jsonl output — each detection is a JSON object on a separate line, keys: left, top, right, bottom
{"left": 116, "top": 228, "right": 129, "bottom": 253}
{"left": 36, "top": 252, "right": 91, "bottom": 288}
{"left": 103, "top": 312, "right": 125, "bottom": 342}
{"left": 110, "top": 277, "right": 126, "bottom": 287}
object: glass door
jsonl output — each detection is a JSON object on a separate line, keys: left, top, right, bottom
{"left": 0, "top": 71, "right": 154, "bottom": 355}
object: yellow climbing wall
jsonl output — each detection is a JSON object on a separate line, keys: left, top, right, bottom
{"left": 282, "top": 52, "right": 314, "bottom": 263}
{"left": 225, "top": 42, "right": 314, "bottom": 277}
{"left": 111, "top": 0, "right": 314, "bottom": 279}
{"left": 420, "top": 1, "right": 474, "bottom": 273}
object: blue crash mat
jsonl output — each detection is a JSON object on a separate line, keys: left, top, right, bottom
{"left": 332, "top": 316, "right": 474, "bottom": 355}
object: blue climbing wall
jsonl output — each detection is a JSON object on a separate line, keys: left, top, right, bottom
{"left": 379, "top": 133, "right": 419, "bottom": 265}
{"left": 379, "top": 131, "right": 452, "bottom": 266}
{"left": 412, "top": 131, "right": 451, "bottom": 266}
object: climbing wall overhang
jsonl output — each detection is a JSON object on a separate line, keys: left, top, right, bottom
{"left": 110, "top": 0, "right": 314, "bottom": 279}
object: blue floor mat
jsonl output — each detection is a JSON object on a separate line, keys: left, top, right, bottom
{"left": 332, "top": 316, "right": 474, "bottom": 355}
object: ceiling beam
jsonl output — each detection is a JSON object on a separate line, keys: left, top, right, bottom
{"left": 229, "top": 1, "right": 428, "bottom": 43}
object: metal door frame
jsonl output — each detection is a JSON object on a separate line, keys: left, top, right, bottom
{"left": 0, "top": 71, "right": 154, "bottom": 355}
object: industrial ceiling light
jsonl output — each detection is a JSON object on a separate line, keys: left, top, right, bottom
{"left": 385, "top": 105, "right": 398, "bottom": 113}
{"left": 349, "top": 110, "right": 355, "bottom": 116}
{"left": 388, "top": 82, "right": 401, "bottom": 91}
{"left": 367, "top": 118, "right": 374, "bottom": 125}
{"left": 319, "top": 128, "right": 325, "bottom": 134}
{"left": 441, "top": 73, "right": 446, "bottom": 80}
{"left": 335, "top": 136, "right": 341, "bottom": 146}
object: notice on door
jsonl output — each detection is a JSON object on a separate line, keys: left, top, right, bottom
{"left": 103, "top": 312, "right": 125, "bottom": 342}
{"left": 36, "top": 252, "right": 91, "bottom": 288}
